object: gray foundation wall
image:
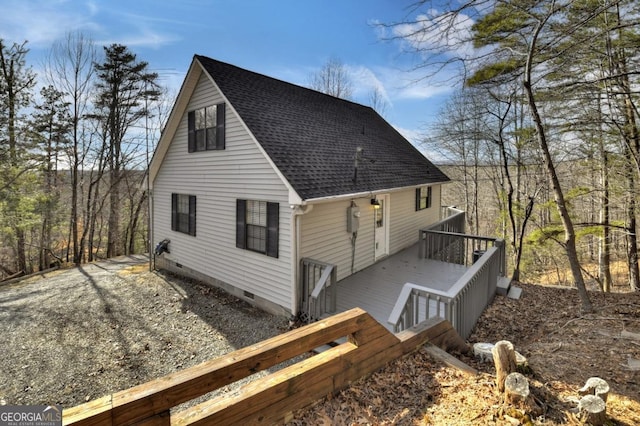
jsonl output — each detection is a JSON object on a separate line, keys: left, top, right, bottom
{"left": 154, "top": 255, "right": 291, "bottom": 318}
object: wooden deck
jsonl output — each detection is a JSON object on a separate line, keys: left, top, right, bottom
{"left": 335, "top": 243, "right": 467, "bottom": 330}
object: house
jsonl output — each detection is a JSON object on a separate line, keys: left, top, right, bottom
{"left": 149, "top": 55, "right": 451, "bottom": 318}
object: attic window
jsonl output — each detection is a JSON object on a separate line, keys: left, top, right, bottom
{"left": 188, "top": 103, "right": 225, "bottom": 152}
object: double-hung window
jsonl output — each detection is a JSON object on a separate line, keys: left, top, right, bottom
{"left": 171, "top": 193, "right": 196, "bottom": 236}
{"left": 415, "top": 186, "right": 432, "bottom": 211}
{"left": 236, "top": 199, "right": 279, "bottom": 258}
{"left": 188, "top": 103, "right": 225, "bottom": 152}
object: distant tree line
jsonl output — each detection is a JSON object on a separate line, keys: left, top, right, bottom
{"left": 388, "top": 0, "right": 640, "bottom": 308}
{"left": 0, "top": 33, "right": 167, "bottom": 279}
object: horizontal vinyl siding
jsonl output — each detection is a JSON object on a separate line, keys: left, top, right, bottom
{"left": 299, "top": 197, "right": 375, "bottom": 281}
{"left": 299, "top": 187, "right": 443, "bottom": 282}
{"left": 153, "top": 73, "right": 292, "bottom": 312}
{"left": 388, "top": 185, "right": 441, "bottom": 254}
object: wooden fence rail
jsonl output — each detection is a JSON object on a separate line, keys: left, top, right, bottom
{"left": 63, "top": 308, "right": 463, "bottom": 425}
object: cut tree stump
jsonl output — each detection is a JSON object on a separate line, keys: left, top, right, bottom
{"left": 578, "top": 395, "right": 607, "bottom": 425}
{"left": 578, "top": 377, "right": 610, "bottom": 402}
{"left": 504, "top": 372, "right": 543, "bottom": 417}
{"left": 492, "top": 340, "right": 516, "bottom": 392}
{"left": 504, "top": 372, "right": 529, "bottom": 404}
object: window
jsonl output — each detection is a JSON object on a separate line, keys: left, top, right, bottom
{"left": 236, "top": 199, "right": 279, "bottom": 258}
{"left": 171, "top": 194, "right": 196, "bottom": 236}
{"left": 188, "top": 103, "right": 225, "bottom": 152}
{"left": 415, "top": 186, "right": 432, "bottom": 211}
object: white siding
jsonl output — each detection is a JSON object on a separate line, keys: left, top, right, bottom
{"left": 389, "top": 185, "right": 441, "bottom": 254}
{"left": 300, "top": 186, "right": 442, "bottom": 281}
{"left": 299, "top": 197, "right": 375, "bottom": 281}
{"left": 153, "top": 74, "right": 293, "bottom": 312}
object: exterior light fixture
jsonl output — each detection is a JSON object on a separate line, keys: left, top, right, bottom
{"left": 371, "top": 199, "right": 381, "bottom": 209}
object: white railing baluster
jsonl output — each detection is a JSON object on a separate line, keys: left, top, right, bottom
{"left": 300, "top": 258, "right": 337, "bottom": 323}
{"left": 388, "top": 245, "right": 501, "bottom": 339}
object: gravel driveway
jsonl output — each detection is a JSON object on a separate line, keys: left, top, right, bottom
{"left": 0, "top": 255, "right": 291, "bottom": 408}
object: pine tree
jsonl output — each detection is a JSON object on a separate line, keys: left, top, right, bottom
{"left": 0, "top": 40, "right": 36, "bottom": 275}
{"left": 31, "top": 85, "right": 72, "bottom": 269}
{"left": 93, "top": 44, "right": 160, "bottom": 258}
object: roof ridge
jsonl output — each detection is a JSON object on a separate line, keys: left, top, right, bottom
{"left": 194, "top": 54, "right": 377, "bottom": 112}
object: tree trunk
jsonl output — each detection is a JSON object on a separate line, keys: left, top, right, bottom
{"left": 613, "top": 3, "right": 640, "bottom": 292}
{"left": 523, "top": 18, "right": 592, "bottom": 313}
{"left": 600, "top": 156, "right": 612, "bottom": 293}
{"left": 107, "top": 167, "right": 121, "bottom": 258}
{"left": 624, "top": 157, "right": 639, "bottom": 292}
{"left": 128, "top": 190, "right": 146, "bottom": 254}
{"left": 492, "top": 340, "right": 516, "bottom": 393}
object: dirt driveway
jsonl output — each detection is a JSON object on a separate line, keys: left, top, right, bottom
{"left": 0, "top": 255, "right": 290, "bottom": 408}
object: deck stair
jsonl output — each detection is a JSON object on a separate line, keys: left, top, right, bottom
{"left": 497, "top": 276, "right": 512, "bottom": 296}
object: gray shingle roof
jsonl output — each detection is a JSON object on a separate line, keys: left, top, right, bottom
{"left": 196, "top": 55, "right": 449, "bottom": 201}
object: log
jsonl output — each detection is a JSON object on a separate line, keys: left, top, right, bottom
{"left": 578, "top": 377, "right": 610, "bottom": 402}
{"left": 492, "top": 340, "right": 516, "bottom": 392}
{"left": 578, "top": 395, "right": 606, "bottom": 426}
{"left": 475, "top": 342, "right": 529, "bottom": 371}
{"left": 423, "top": 343, "right": 477, "bottom": 376}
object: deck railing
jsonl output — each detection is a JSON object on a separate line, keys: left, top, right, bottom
{"left": 420, "top": 230, "right": 507, "bottom": 277}
{"left": 419, "top": 207, "right": 466, "bottom": 258}
{"left": 388, "top": 245, "right": 501, "bottom": 339}
{"left": 300, "top": 258, "right": 337, "bottom": 323}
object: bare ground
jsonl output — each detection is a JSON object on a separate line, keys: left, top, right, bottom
{"left": 0, "top": 255, "right": 290, "bottom": 408}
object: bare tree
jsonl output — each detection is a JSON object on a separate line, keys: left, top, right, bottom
{"left": 308, "top": 56, "right": 353, "bottom": 99}
{"left": 45, "top": 31, "right": 96, "bottom": 264}
{"left": 368, "top": 87, "right": 389, "bottom": 117}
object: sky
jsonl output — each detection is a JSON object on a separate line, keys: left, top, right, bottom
{"left": 0, "top": 0, "right": 463, "bottom": 150}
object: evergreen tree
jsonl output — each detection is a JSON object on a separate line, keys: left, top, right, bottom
{"left": 0, "top": 40, "right": 36, "bottom": 275}
{"left": 31, "top": 85, "right": 72, "bottom": 269}
{"left": 93, "top": 44, "right": 160, "bottom": 258}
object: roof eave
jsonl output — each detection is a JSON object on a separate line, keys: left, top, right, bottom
{"left": 148, "top": 58, "right": 202, "bottom": 189}
{"left": 298, "top": 180, "right": 450, "bottom": 205}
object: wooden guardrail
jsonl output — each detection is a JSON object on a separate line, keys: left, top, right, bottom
{"left": 63, "top": 308, "right": 463, "bottom": 425}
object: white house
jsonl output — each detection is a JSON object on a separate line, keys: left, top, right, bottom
{"left": 149, "top": 55, "right": 450, "bottom": 318}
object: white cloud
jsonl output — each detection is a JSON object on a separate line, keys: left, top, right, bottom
{"left": 393, "top": 125, "right": 423, "bottom": 144}
{"left": 395, "top": 80, "right": 453, "bottom": 100}
{"left": 348, "top": 65, "right": 391, "bottom": 104}
{"left": 361, "top": 64, "right": 456, "bottom": 101}
{"left": 392, "top": 10, "right": 477, "bottom": 59}
{"left": 96, "top": 28, "right": 181, "bottom": 49}
{"left": 0, "top": 0, "right": 100, "bottom": 47}
{"left": 0, "top": 0, "right": 182, "bottom": 50}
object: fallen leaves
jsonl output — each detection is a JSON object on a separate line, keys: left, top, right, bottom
{"left": 288, "top": 283, "right": 640, "bottom": 425}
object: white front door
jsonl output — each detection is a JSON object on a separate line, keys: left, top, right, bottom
{"left": 374, "top": 194, "right": 389, "bottom": 260}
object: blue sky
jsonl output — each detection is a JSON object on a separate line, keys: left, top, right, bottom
{"left": 0, "top": 0, "right": 461, "bottom": 148}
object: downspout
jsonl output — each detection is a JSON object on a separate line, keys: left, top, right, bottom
{"left": 290, "top": 204, "right": 314, "bottom": 317}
